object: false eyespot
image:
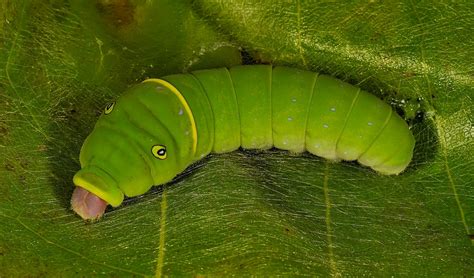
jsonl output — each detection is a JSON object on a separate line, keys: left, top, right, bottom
{"left": 104, "top": 102, "right": 115, "bottom": 115}
{"left": 151, "top": 145, "right": 167, "bottom": 160}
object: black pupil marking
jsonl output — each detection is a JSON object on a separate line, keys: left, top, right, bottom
{"left": 158, "top": 149, "right": 166, "bottom": 156}
{"left": 106, "top": 103, "right": 113, "bottom": 110}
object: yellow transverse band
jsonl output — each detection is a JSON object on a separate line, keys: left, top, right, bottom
{"left": 143, "top": 78, "right": 198, "bottom": 156}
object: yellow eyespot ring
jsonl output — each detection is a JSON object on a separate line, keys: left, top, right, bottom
{"left": 151, "top": 145, "right": 167, "bottom": 160}
{"left": 104, "top": 102, "right": 115, "bottom": 115}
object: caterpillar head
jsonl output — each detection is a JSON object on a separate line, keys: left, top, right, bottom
{"left": 71, "top": 81, "right": 196, "bottom": 220}
{"left": 71, "top": 134, "right": 171, "bottom": 220}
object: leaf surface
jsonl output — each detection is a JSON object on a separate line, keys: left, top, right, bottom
{"left": 1, "top": 0, "right": 473, "bottom": 276}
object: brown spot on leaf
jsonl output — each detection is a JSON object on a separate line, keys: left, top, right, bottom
{"left": 20, "top": 160, "right": 29, "bottom": 169}
{"left": 284, "top": 227, "right": 295, "bottom": 236}
{"left": 4, "top": 162, "right": 14, "bottom": 171}
{"left": 402, "top": 72, "right": 417, "bottom": 78}
{"left": 0, "top": 122, "right": 8, "bottom": 135}
{"left": 37, "top": 144, "right": 48, "bottom": 152}
{"left": 0, "top": 121, "right": 9, "bottom": 144}
{"left": 96, "top": 0, "right": 136, "bottom": 28}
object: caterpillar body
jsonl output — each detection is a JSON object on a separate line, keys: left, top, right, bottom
{"left": 71, "top": 65, "right": 415, "bottom": 220}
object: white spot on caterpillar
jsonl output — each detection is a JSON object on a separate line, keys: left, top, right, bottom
{"left": 330, "top": 107, "right": 336, "bottom": 112}
{"left": 368, "top": 122, "right": 373, "bottom": 126}
{"left": 288, "top": 117, "right": 293, "bottom": 121}
{"left": 185, "top": 131, "right": 189, "bottom": 135}
{"left": 314, "top": 144, "right": 320, "bottom": 148}
{"left": 156, "top": 86, "right": 164, "bottom": 91}
{"left": 323, "top": 124, "right": 329, "bottom": 128}
{"left": 283, "top": 140, "right": 288, "bottom": 145}
{"left": 291, "top": 98, "right": 297, "bottom": 103}
{"left": 178, "top": 108, "right": 184, "bottom": 115}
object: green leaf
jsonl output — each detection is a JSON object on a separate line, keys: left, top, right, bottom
{"left": 1, "top": 0, "right": 473, "bottom": 276}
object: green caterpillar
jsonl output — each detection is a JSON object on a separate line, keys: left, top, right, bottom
{"left": 71, "top": 65, "right": 415, "bottom": 220}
